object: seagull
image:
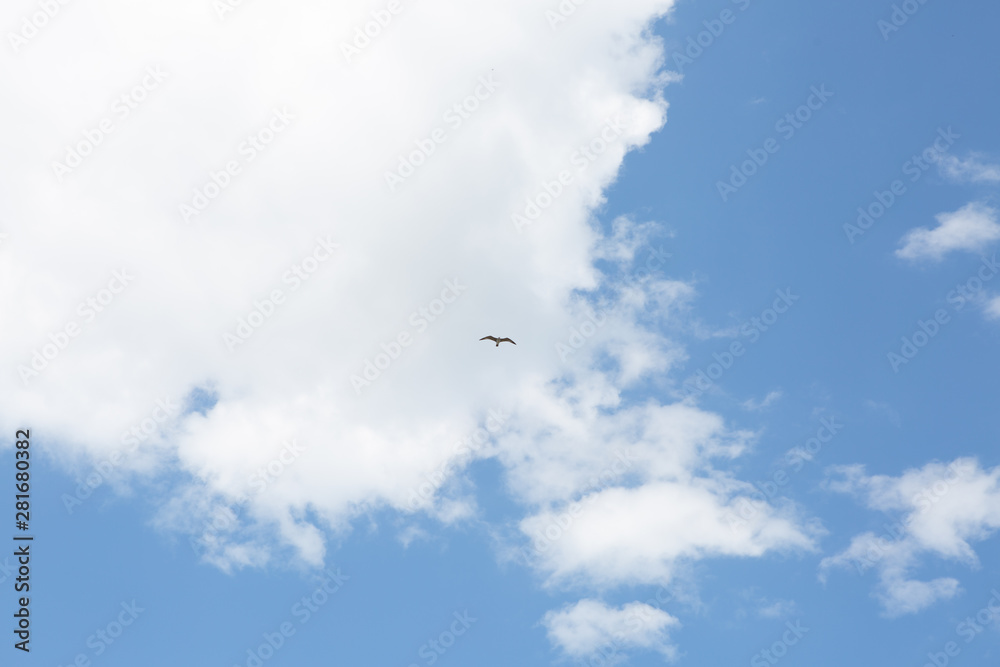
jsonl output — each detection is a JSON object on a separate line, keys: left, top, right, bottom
{"left": 480, "top": 336, "right": 516, "bottom": 347}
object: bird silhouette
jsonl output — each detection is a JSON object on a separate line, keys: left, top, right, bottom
{"left": 480, "top": 336, "right": 516, "bottom": 347}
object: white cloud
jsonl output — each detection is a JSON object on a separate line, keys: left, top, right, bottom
{"left": 520, "top": 477, "right": 818, "bottom": 589}
{"left": 0, "top": 8, "right": 824, "bottom": 661}
{"left": 934, "top": 153, "right": 1000, "bottom": 184}
{"left": 985, "top": 295, "right": 1000, "bottom": 320}
{"left": 0, "top": 0, "right": 681, "bottom": 566}
{"left": 593, "top": 215, "right": 672, "bottom": 266}
{"left": 896, "top": 202, "right": 1000, "bottom": 262}
{"left": 506, "top": 393, "right": 820, "bottom": 589}
{"left": 543, "top": 598, "right": 680, "bottom": 662}
{"left": 742, "top": 390, "right": 783, "bottom": 411}
{"left": 757, "top": 598, "right": 797, "bottom": 619}
{"left": 820, "top": 458, "right": 1000, "bottom": 617}
{"left": 733, "top": 589, "right": 797, "bottom": 620}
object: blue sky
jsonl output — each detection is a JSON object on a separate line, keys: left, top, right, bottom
{"left": 2, "top": 0, "right": 1000, "bottom": 665}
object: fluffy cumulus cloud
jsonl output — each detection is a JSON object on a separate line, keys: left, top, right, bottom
{"left": 1, "top": 0, "right": 667, "bottom": 562}
{"left": 820, "top": 458, "right": 1000, "bottom": 617}
{"left": 1, "top": 0, "right": 823, "bottom": 658}
{"left": 507, "top": 396, "right": 820, "bottom": 589}
{"left": 543, "top": 598, "right": 680, "bottom": 663}
{"left": 896, "top": 202, "right": 1000, "bottom": 262}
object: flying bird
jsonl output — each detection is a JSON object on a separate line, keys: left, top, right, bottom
{"left": 480, "top": 336, "right": 516, "bottom": 347}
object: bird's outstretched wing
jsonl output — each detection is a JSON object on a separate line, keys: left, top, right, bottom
{"left": 480, "top": 336, "right": 499, "bottom": 343}
{"left": 498, "top": 338, "right": 516, "bottom": 345}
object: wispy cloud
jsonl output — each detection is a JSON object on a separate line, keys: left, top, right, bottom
{"left": 896, "top": 202, "right": 1000, "bottom": 262}
{"left": 934, "top": 152, "right": 1000, "bottom": 184}
{"left": 985, "top": 295, "right": 1000, "bottom": 320}
{"left": 820, "top": 458, "right": 1000, "bottom": 617}
{"left": 742, "top": 390, "right": 783, "bottom": 411}
{"left": 757, "top": 598, "right": 797, "bottom": 619}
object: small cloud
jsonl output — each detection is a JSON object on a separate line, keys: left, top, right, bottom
{"left": 877, "top": 575, "right": 961, "bottom": 617}
{"left": 742, "top": 390, "right": 782, "bottom": 411}
{"left": 595, "top": 216, "right": 659, "bottom": 265}
{"left": 749, "top": 97, "right": 766, "bottom": 105}
{"left": 934, "top": 152, "right": 1000, "bottom": 184}
{"left": 984, "top": 295, "right": 1000, "bottom": 320}
{"left": 896, "top": 202, "right": 1000, "bottom": 262}
{"left": 397, "top": 525, "right": 429, "bottom": 548}
{"left": 757, "top": 599, "right": 797, "bottom": 619}
{"left": 543, "top": 599, "right": 680, "bottom": 663}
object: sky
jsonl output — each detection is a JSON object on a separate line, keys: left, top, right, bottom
{"left": 1, "top": 0, "right": 1000, "bottom": 665}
